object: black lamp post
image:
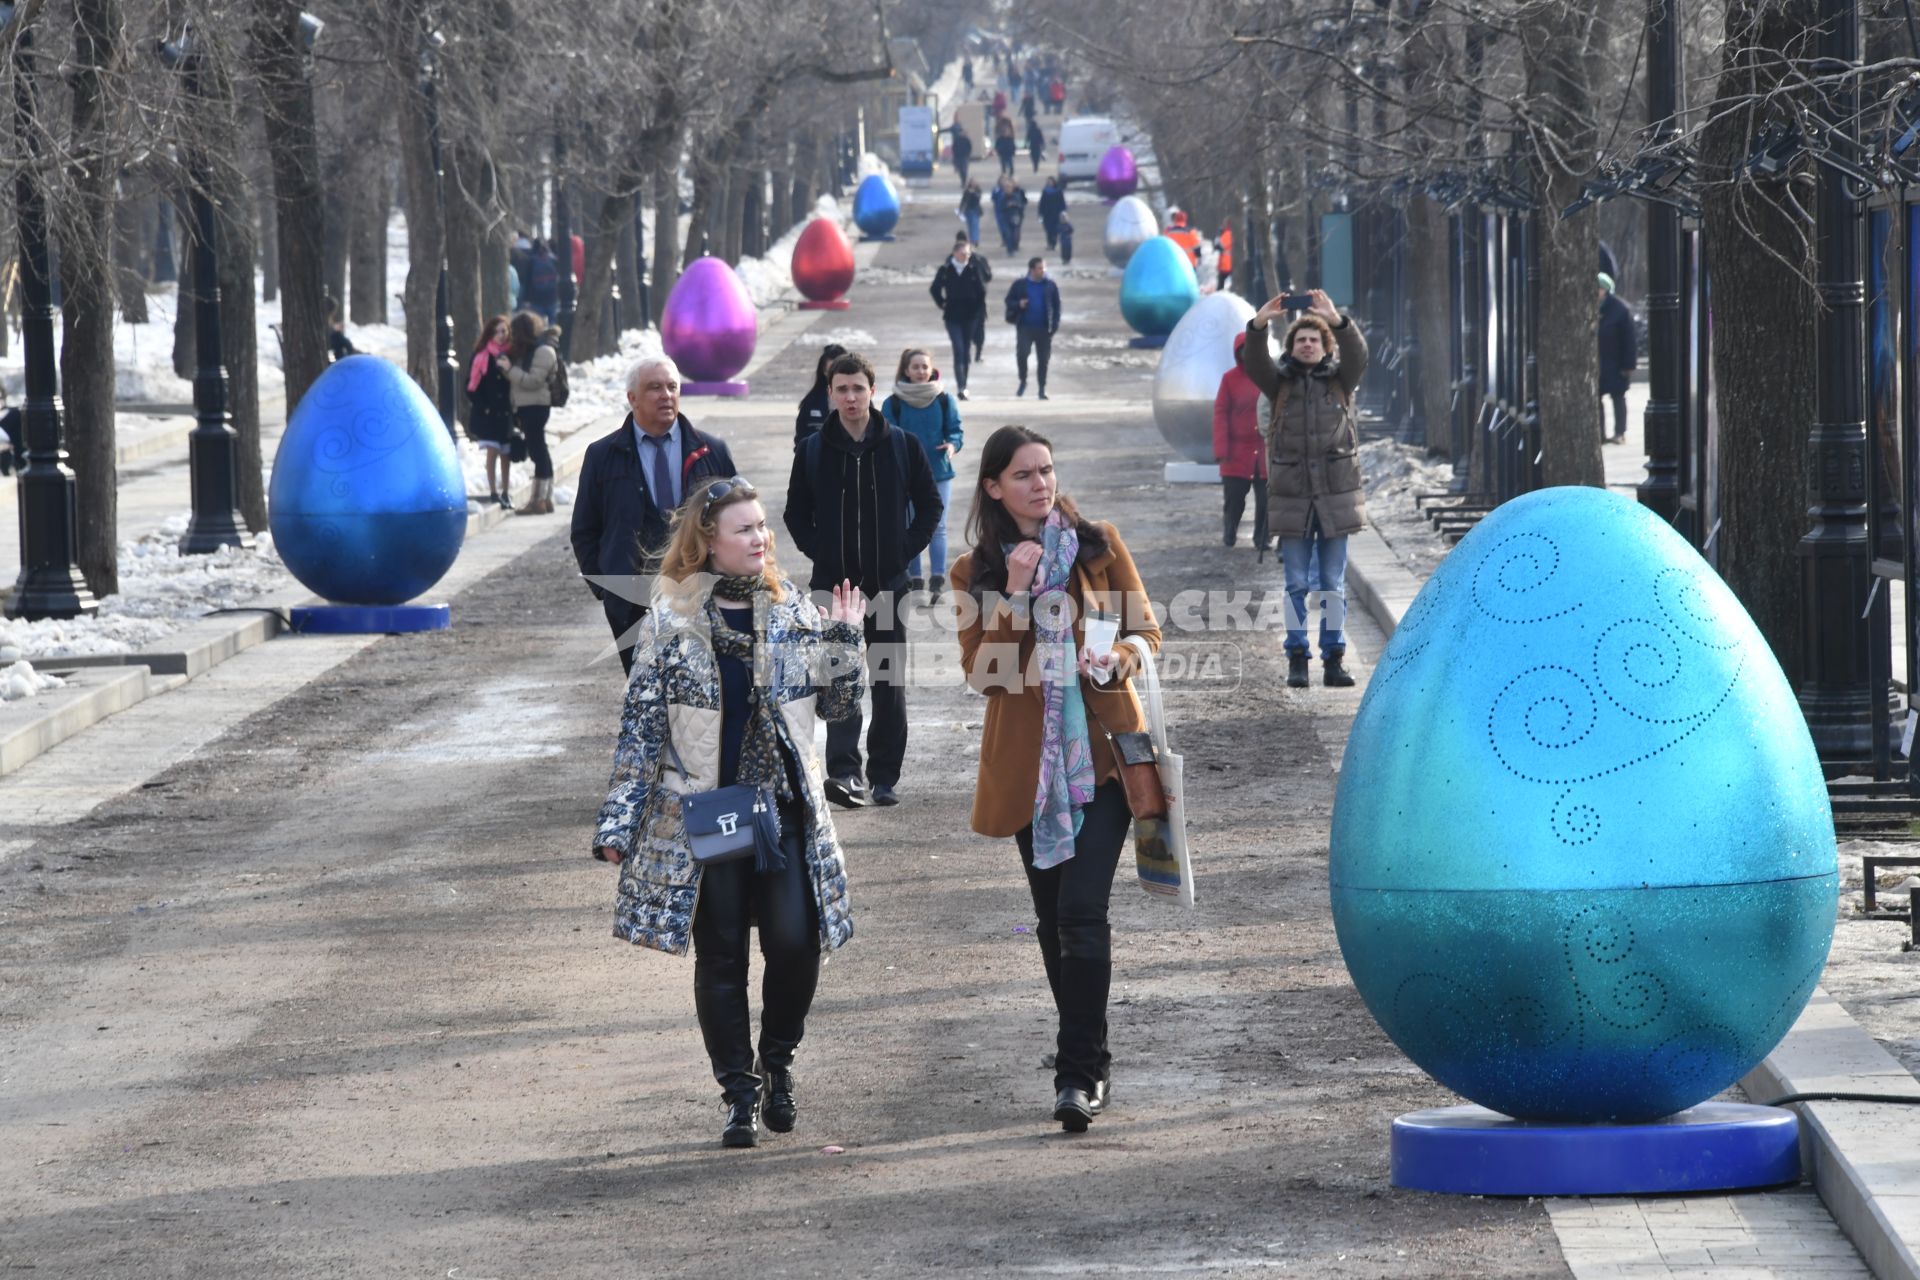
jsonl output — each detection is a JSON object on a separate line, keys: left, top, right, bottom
{"left": 1637, "top": 0, "right": 1683, "bottom": 525}
{"left": 158, "top": 25, "right": 251, "bottom": 557}
{"left": 1797, "top": 0, "right": 1874, "bottom": 757}
{"left": 4, "top": 10, "right": 96, "bottom": 618}
{"left": 553, "top": 130, "right": 575, "bottom": 360}
{"left": 418, "top": 30, "right": 456, "bottom": 431}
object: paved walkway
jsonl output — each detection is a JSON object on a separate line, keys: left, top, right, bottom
{"left": 1548, "top": 1190, "right": 1873, "bottom": 1278}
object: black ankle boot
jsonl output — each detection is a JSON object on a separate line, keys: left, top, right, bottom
{"left": 1223, "top": 511, "right": 1237, "bottom": 548}
{"left": 1324, "top": 653, "right": 1355, "bottom": 687}
{"left": 722, "top": 1092, "right": 759, "bottom": 1148}
{"left": 761, "top": 1062, "right": 797, "bottom": 1133}
{"left": 1287, "top": 653, "right": 1310, "bottom": 688}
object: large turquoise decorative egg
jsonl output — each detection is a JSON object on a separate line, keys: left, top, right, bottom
{"left": 1330, "top": 486, "right": 1837, "bottom": 1123}
{"left": 268, "top": 355, "right": 467, "bottom": 605}
{"left": 1119, "top": 236, "right": 1199, "bottom": 339}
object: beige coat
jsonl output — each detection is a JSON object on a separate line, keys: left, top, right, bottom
{"left": 1243, "top": 316, "right": 1369, "bottom": 538}
{"left": 503, "top": 337, "right": 558, "bottom": 409}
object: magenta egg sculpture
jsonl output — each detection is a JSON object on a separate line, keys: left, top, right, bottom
{"left": 792, "top": 218, "right": 855, "bottom": 310}
{"left": 1096, "top": 146, "right": 1139, "bottom": 200}
{"left": 661, "top": 256, "right": 758, "bottom": 396}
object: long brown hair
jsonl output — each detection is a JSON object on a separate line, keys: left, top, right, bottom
{"left": 470, "top": 313, "right": 509, "bottom": 359}
{"left": 508, "top": 311, "right": 544, "bottom": 366}
{"left": 964, "top": 425, "right": 1109, "bottom": 596}
{"left": 653, "top": 478, "right": 788, "bottom": 607}
{"left": 894, "top": 347, "right": 932, "bottom": 381}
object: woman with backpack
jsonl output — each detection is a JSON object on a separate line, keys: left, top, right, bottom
{"left": 793, "top": 343, "right": 848, "bottom": 447}
{"left": 465, "top": 314, "right": 516, "bottom": 509}
{"left": 879, "top": 348, "right": 964, "bottom": 601}
{"left": 1240, "top": 289, "right": 1369, "bottom": 690}
{"left": 502, "top": 311, "right": 562, "bottom": 514}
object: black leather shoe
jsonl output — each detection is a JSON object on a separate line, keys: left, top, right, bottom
{"left": 823, "top": 777, "right": 868, "bottom": 809}
{"left": 761, "top": 1065, "right": 797, "bottom": 1133}
{"left": 1324, "top": 655, "right": 1356, "bottom": 688}
{"left": 721, "top": 1095, "right": 759, "bottom": 1148}
{"left": 1054, "top": 1086, "right": 1093, "bottom": 1132}
{"left": 1088, "top": 1076, "right": 1111, "bottom": 1115}
{"left": 870, "top": 783, "right": 899, "bottom": 807}
{"left": 1286, "top": 653, "right": 1310, "bottom": 688}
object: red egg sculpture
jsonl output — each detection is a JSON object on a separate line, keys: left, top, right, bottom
{"left": 792, "top": 217, "right": 855, "bottom": 310}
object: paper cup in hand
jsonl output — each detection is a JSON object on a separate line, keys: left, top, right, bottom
{"left": 1083, "top": 609, "right": 1119, "bottom": 661}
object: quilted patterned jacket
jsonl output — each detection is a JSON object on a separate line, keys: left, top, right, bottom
{"left": 594, "top": 579, "right": 866, "bottom": 956}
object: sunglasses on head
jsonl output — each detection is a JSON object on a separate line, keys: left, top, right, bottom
{"left": 702, "top": 476, "right": 756, "bottom": 508}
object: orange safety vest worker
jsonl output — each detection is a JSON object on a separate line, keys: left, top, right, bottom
{"left": 1164, "top": 212, "right": 1202, "bottom": 266}
{"left": 1216, "top": 225, "right": 1234, "bottom": 275}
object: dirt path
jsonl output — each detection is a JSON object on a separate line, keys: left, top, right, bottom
{"left": 0, "top": 176, "right": 1566, "bottom": 1278}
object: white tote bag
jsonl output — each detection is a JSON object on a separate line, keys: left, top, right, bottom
{"left": 1120, "top": 635, "right": 1196, "bottom": 908}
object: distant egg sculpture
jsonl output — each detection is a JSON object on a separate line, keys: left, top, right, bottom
{"left": 852, "top": 174, "right": 901, "bottom": 241}
{"left": 1103, "top": 195, "right": 1158, "bottom": 270}
{"left": 1119, "top": 235, "right": 1199, "bottom": 348}
{"left": 792, "top": 217, "right": 855, "bottom": 310}
{"left": 1095, "top": 146, "right": 1138, "bottom": 200}
{"left": 1152, "top": 292, "right": 1255, "bottom": 463}
{"left": 269, "top": 354, "right": 466, "bottom": 631}
{"left": 1332, "top": 486, "right": 1836, "bottom": 1194}
{"left": 661, "top": 256, "right": 758, "bottom": 396}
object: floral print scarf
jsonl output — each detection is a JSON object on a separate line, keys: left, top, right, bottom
{"left": 1028, "top": 508, "right": 1095, "bottom": 868}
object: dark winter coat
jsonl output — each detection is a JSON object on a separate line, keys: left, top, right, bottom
{"left": 570, "top": 415, "right": 739, "bottom": 587}
{"left": 595, "top": 581, "right": 865, "bottom": 956}
{"left": 1598, "top": 293, "right": 1637, "bottom": 395}
{"left": 991, "top": 184, "right": 1027, "bottom": 225}
{"left": 783, "top": 411, "right": 944, "bottom": 595}
{"left": 465, "top": 360, "right": 514, "bottom": 444}
{"left": 1005, "top": 275, "right": 1061, "bottom": 332}
{"left": 951, "top": 130, "right": 974, "bottom": 168}
{"left": 931, "top": 255, "right": 994, "bottom": 326}
{"left": 795, "top": 382, "right": 833, "bottom": 445}
{"left": 521, "top": 249, "right": 559, "bottom": 309}
{"left": 1241, "top": 316, "right": 1371, "bottom": 538}
{"left": 1038, "top": 184, "right": 1065, "bottom": 227}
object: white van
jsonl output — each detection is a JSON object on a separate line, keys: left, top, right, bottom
{"left": 1057, "top": 116, "right": 1122, "bottom": 187}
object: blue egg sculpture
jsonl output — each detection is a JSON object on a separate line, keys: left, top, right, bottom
{"left": 852, "top": 174, "right": 901, "bottom": 239}
{"left": 269, "top": 355, "right": 467, "bottom": 605}
{"left": 1120, "top": 236, "right": 1200, "bottom": 339}
{"left": 1331, "top": 486, "right": 1836, "bottom": 1124}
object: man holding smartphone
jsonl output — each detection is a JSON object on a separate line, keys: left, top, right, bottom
{"left": 1242, "top": 289, "right": 1370, "bottom": 690}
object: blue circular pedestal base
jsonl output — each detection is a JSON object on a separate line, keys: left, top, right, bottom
{"left": 680, "top": 380, "right": 750, "bottom": 397}
{"left": 1128, "top": 334, "right": 1170, "bottom": 349}
{"left": 1391, "top": 1103, "right": 1800, "bottom": 1196}
{"left": 291, "top": 603, "right": 451, "bottom": 634}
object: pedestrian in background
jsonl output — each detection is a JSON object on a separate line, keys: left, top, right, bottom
{"left": 593, "top": 478, "right": 868, "bottom": 1150}
{"left": 949, "top": 121, "right": 974, "bottom": 188}
{"left": 795, "top": 343, "right": 849, "bottom": 446}
{"left": 931, "top": 234, "right": 992, "bottom": 400}
{"left": 502, "top": 311, "right": 561, "bottom": 515}
{"left": 994, "top": 114, "right": 1018, "bottom": 177}
{"left": 465, "top": 314, "right": 516, "bottom": 510}
{"left": 1038, "top": 175, "right": 1066, "bottom": 250}
{"left": 1057, "top": 210, "right": 1075, "bottom": 265}
{"left": 1213, "top": 332, "right": 1269, "bottom": 556}
{"left": 1215, "top": 222, "right": 1234, "bottom": 292}
{"left": 1025, "top": 115, "right": 1046, "bottom": 174}
{"left": 1598, "top": 273, "right": 1636, "bottom": 444}
{"left": 992, "top": 175, "right": 1028, "bottom": 254}
{"left": 949, "top": 424, "right": 1162, "bottom": 1133}
{"left": 880, "top": 348, "right": 965, "bottom": 601}
{"left": 957, "top": 179, "right": 984, "bottom": 247}
{"left": 1006, "top": 256, "right": 1061, "bottom": 400}
{"left": 520, "top": 239, "right": 559, "bottom": 323}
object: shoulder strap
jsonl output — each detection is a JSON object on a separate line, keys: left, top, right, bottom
{"left": 1120, "top": 635, "right": 1167, "bottom": 753}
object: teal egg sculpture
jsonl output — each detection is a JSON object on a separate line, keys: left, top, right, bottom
{"left": 268, "top": 355, "right": 467, "bottom": 605}
{"left": 852, "top": 174, "right": 900, "bottom": 239}
{"left": 1119, "top": 236, "right": 1199, "bottom": 338}
{"left": 1330, "top": 486, "right": 1836, "bottom": 1123}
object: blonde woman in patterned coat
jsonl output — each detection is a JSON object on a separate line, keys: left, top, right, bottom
{"left": 593, "top": 476, "right": 867, "bottom": 1148}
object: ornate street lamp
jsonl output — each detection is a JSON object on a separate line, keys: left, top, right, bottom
{"left": 158, "top": 23, "right": 252, "bottom": 556}
{"left": 4, "top": 4, "right": 97, "bottom": 617}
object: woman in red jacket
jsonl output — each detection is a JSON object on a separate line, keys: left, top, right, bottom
{"left": 1212, "top": 331, "right": 1270, "bottom": 558}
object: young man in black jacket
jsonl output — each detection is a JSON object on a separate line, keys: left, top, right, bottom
{"left": 571, "top": 355, "right": 738, "bottom": 673}
{"left": 784, "top": 352, "right": 943, "bottom": 807}
{"left": 929, "top": 235, "right": 991, "bottom": 400}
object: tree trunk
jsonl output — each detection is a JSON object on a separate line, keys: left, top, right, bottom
{"left": 390, "top": 8, "right": 445, "bottom": 405}
{"left": 348, "top": 160, "right": 389, "bottom": 325}
{"left": 216, "top": 181, "right": 267, "bottom": 533}
{"left": 322, "top": 185, "right": 349, "bottom": 316}
{"left": 1405, "top": 195, "right": 1454, "bottom": 455}
{"left": 113, "top": 186, "right": 151, "bottom": 323}
{"left": 652, "top": 160, "right": 681, "bottom": 320}
{"left": 64, "top": 0, "right": 123, "bottom": 597}
{"left": 683, "top": 159, "right": 717, "bottom": 267}
{"left": 445, "top": 141, "right": 487, "bottom": 393}
{"left": 615, "top": 208, "right": 640, "bottom": 328}
{"left": 1698, "top": 0, "right": 1820, "bottom": 679}
{"left": 252, "top": 0, "right": 329, "bottom": 415}
{"left": 259, "top": 197, "right": 278, "bottom": 302}
{"left": 573, "top": 189, "right": 626, "bottom": 360}
{"left": 1521, "top": 0, "right": 1606, "bottom": 489}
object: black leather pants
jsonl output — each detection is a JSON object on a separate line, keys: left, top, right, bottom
{"left": 690, "top": 807, "right": 820, "bottom": 1103}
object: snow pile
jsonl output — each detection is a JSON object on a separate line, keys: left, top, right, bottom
{"left": 0, "top": 658, "right": 64, "bottom": 702}
{"left": 0, "top": 514, "right": 294, "bottom": 660}
{"left": 1360, "top": 437, "right": 1457, "bottom": 520}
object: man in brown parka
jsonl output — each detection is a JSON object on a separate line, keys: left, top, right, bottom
{"left": 1241, "top": 288, "right": 1369, "bottom": 689}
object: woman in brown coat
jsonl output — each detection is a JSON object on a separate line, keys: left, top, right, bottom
{"left": 949, "top": 425, "right": 1161, "bottom": 1133}
{"left": 1241, "top": 289, "right": 1369, "bottom": 689}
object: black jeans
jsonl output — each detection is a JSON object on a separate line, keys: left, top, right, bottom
{"left": 603, "top": 598, "right": 647, "bottom": 675}
{"left": 1222, "top": 475, "right": 1269, "bottom": 547}
{"left": 691, "top": 804, "right": 820, "bottom": 1103}
{"left": 825, "top": 600, "right": 909, "bottom": 790}
{"left": 945, "top": 319, "right": 973, "bottom": 392}
{"left": 1602, "top": 390, "right": 1628, "bottom": 440}
{"left": 1015, "top": 328, "right": 1052, "bottom": 390}
{"left": 517, "top": 405, "right": 553, "bottom": 479}
{"left": 1015, "top": 781, "right": 1132, "bottom": 1094}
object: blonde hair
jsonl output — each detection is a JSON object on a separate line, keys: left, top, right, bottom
{"left": 653, "top": 480, "right": 788, "bottom": 608}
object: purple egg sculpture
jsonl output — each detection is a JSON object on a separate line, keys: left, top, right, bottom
{"left": 1096, "top": 146, "right": 1139, "bottom": 200}
{"left": 661, "top": 256, "right": 758, "bottom": 396}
